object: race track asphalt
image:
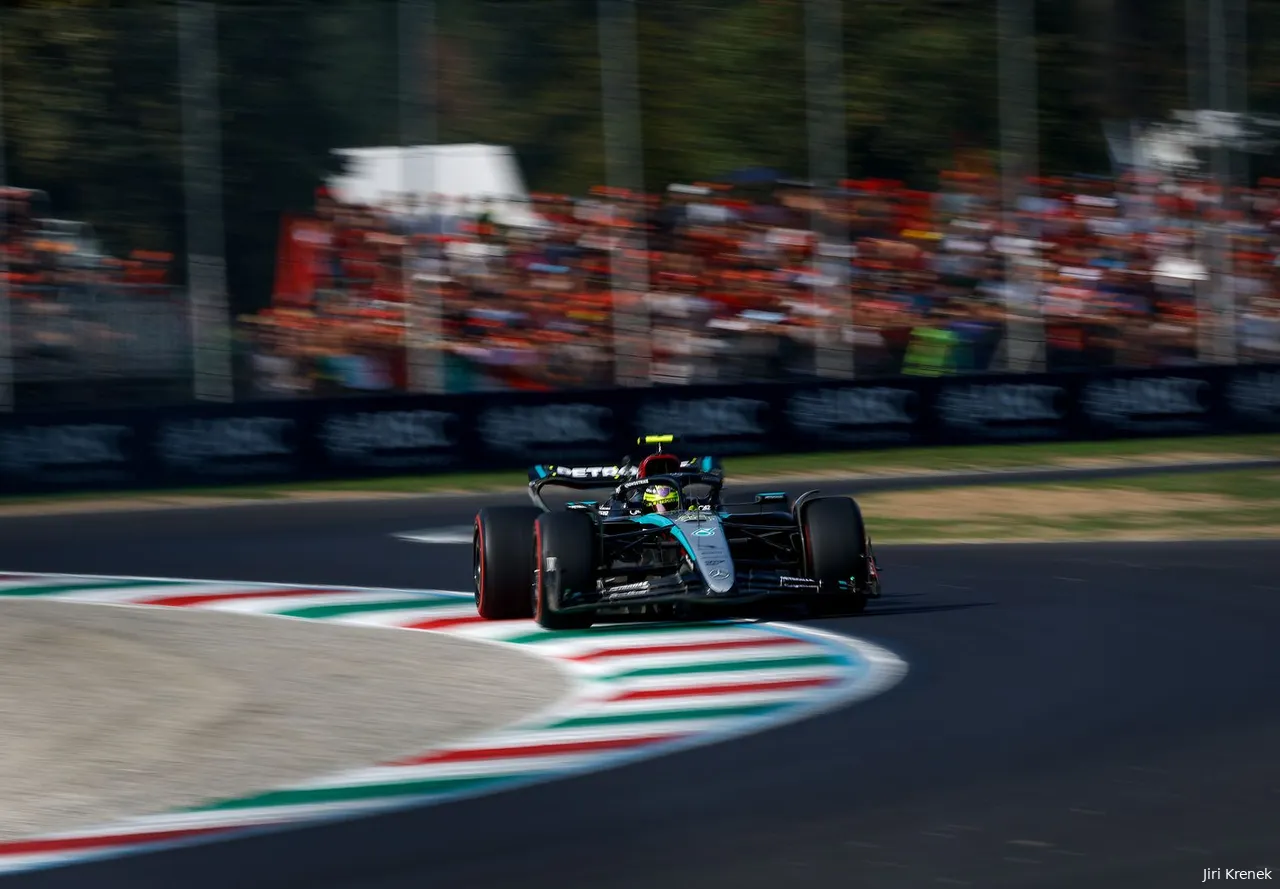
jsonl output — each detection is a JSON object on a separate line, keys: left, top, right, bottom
{"left": 1, "top": 494, "right": 1278, "bottom": 889}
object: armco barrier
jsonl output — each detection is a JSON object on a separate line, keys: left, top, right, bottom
{"left": 1, "top": 364, "right": 1279, "bottom": 497}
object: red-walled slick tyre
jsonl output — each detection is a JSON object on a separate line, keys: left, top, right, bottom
{"left": 800, "top": 496, "right": 870, "bottom": 616}
{"left": 474, "top": 506, "right": 542, "bottom": 620}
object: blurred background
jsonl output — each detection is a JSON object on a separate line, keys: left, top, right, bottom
{"left": 1, "top": 0, "right": 1278, "bottom": 412}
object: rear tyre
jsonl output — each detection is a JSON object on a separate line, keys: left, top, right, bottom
{"left": 533, "top": 511, "right": 597, "bottom": 631}
{"left": 474, "top": 506, "right": 542, "bottom": 620}
{"left": 801, "top": 496, "right": 870, "bottom": 617}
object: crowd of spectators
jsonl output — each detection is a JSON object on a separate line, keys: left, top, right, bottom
{"left": 2, "top": 187, "right": 174, "bottom": 297}
{"left": 2, "top": 186, "right": 184, "bottom": 396}
{"left": 243, "top": 167, "right": 1280, "bottom": 398}
{"left": 11, "top": 171, "right": 1280, "bottom": 403}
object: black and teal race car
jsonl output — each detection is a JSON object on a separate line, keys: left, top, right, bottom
{"left": 473, "top": 435, "right": 881, "bottom": 630}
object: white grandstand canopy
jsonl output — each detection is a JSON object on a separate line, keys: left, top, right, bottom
{"left": 326, "top": 143, "right": 548, "bottom": 230}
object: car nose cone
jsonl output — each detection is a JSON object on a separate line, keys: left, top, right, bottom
{"left": 675, "top": 511, "right": 735, "bottom": 594}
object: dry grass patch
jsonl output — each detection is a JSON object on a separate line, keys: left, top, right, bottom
{"left": 861, "top": 485, "right": 1241, "bottom": 523}
{"left": 0, "top": 489, "right": 449, "bottom": 518}
{"left": 876, "top": 524, "right": 1280, "bottom": 543}
{"left": 1055, "top": 451, "right": 1257, "bottom": 469}
{"left": 0, "top": 495, "right": 262, "bottom": 517}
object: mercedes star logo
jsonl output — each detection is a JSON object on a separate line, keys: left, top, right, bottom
{"left": 709, "top": 568, "right": 730, "bottom": 579}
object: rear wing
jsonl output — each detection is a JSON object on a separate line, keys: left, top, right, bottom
{"left": 528, "top": 464, "right": 638, "bottom": 512}
{"left": 527, "top": 458, "right": 724, "bottom": 511}
{"left": 528, "top": 464, "right": 638, "bottom": 486}
{"left": 527, "top": 457, "right": 722, "bottom": 486}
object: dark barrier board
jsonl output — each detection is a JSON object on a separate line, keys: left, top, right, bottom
{"left": 2, "top": 364, "right": 1279, "bottom": 496}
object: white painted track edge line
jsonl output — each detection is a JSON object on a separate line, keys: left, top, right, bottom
{"left": 0, "top": 570, "right": 478, "bottom": 598}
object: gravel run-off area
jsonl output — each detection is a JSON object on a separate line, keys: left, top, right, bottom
{"left": 0, "top": 600, "right": 569, "bottom": 841}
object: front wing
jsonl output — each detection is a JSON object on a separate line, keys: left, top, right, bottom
{"left": 558, "top": 568, "right": 859, "bottom": 614}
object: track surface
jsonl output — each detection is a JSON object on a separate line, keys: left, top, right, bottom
{"left": 1, "top": 500, "right": 1278, "bottom": 888}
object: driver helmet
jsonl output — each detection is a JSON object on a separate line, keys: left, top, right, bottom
{"left": 642, "top": 484, "right": 679, "bottom": 513}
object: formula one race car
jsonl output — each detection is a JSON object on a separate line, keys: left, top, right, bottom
{"left": 473, "top": 435, "right": 882, "bottom": 630}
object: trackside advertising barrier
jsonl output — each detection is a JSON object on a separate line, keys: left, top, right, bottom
{"left": 1, "top": 364, "right": 1279, "bottom": 496}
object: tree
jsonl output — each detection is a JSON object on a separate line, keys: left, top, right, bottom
{"left": 4, "top": 0, "right": 1278, "bottom": 316}
{"left": 2, "top": 3, "right": 184, "bottom": 257}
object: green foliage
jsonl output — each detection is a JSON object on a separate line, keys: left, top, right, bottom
{"left": 3, "top": 0, "right": 1276, "bottom": 311}
{"left": 2, "top": 5, "right": 183, "bottom": 255}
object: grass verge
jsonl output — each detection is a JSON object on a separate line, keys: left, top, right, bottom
{"left": 0, "top": 433, "right": 1277, "bottom": 516}
{"left": 862, "top": 467, "right": 1280, "bottom": 543}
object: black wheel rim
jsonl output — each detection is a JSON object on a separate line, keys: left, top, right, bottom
{"left": 473, "top": 533, "right": 482, "bottom": 605}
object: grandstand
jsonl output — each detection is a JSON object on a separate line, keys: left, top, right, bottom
{"left": 241, "top": 165, "right": 1280, "bottom": 398}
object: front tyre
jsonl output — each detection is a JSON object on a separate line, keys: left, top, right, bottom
{"left": 533, "top": 511, "right": 597, "bottom": 631}
{"left": 801, "top": 496, "right": 871, "bottom": 616}
{"left": 474, "top": 506, "right": 542, "bottom": 620}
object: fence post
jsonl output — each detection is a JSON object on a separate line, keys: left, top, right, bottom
{"left": 179, "top": 0, "right": 233, "bottom": 402}
{"left": 400, "top": 0, "right": 444, "bottom": 394}
{"left": 997, "top": 0, "right": 1045, "bottom": 373}
{"left": 1206, "top": 0, "right": 1237, "bottom": 365}
{"left": 0, "top": 19, "right": 12, "bottom": 413}
{"left": 598, "top": 0, "right": 650, "bottom": 387}
{"left": 805, "top": 0, "right": 853, "bottom": 380}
